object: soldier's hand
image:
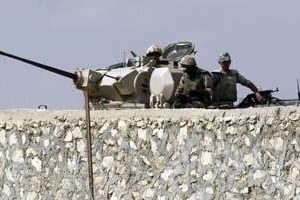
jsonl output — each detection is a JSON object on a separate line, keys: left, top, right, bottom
{"left": 255, "top": 92, "right": 265, "bottom": 102}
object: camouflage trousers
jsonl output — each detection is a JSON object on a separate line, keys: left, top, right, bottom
{"left": 173, "top": 94, "right": 209, "bottom": 108}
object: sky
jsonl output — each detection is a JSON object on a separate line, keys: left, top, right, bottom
{"left": 0, "top": 0, "right": 300, "bottom": 109}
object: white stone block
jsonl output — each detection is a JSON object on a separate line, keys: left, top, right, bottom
{"left": 64, "top": 131, "right": 73, "bottom": 142}
{"left": 22, "top": 134, "right": 26, "bottom": 145}
{"left": 288, "top": 167, "right": 300, "bottom": 182}
{"left": 203, "top": 170, "right": 214, "bottom": 181}
{"left": 111, "top": 129, "right": 118, "bottom": 137}
{"left": 150, "top": 139, "right": 158, "bottom": 155}
{"left": 244, "top": 136, "right": 251, "bottom": 146}
{"left": 269, "top": 137, "right": 284, "bottom": 151}
{"left": 206, "top": 187, "right": 214, "bottom": 194}
{"left": 201, "top": 151, "right": 212, "bottom": 166}
{"left": 5, "top": 122, "right": 14, "bottom": 130}
{"left": 129, "top": 140, "right": 137, "bottom": 150}
{"left": 26, "top": 148, "right": 38, "bottom": 157}
{"left": 140, "top": 155, "right": 151, "bottom": 166}
{"left": 104, "top": 138, "right": 115, "bottom": 146}
{"left": 157, "top": 196, "right": 167, "bottom": 200}
{"left": 0, "top": 130, "right": 6, "bottom": 145}
{"left": 283, "top": 184, "right": 294, "bottom": 198}
{"left": 99, "top": 122, "right": 110, "bottom": 134}
{"left": 12, "top": 149, "right": 24, "bottom": 163}
{"left": 161, "top": 169, "right": 174, "bottom": 181}
{"left": 43, "top": 139, "right": 50, "bottom": 147}
{"left": 117, "top": 137, "right": 123, "bottom": 146}
{"left": 190, "top": 155, "right": 198, "bottom": 162}
{"left": 73, "top": 127, "right": 83, "bottom": 138}
{"left": 3, "top": 184, "right": 10, "bottom": 197}
{"left": 142, "top": 188, "right": 155, "bottom": 199}
{"left": 118, "top": 120, "right": 127, "bottom": 131}
{"left": 9, "top": 133, "right": 18, "bottom": 145}
{"left": 180, "top": 184, "right": 189, "bottom": 193}
{"left": 138, "top": 129, "right": 147, "bottom": 141}
{"left": 266, "top": 117, "right": 274, "bottom": 125}
{"left": 5, "top": 168, "right": 15, "bottom": 182}
{"left": 243, "top": 153, "right": 255, "bottom": 166}
{"left": 157, "top": 129, "right": 164, "bottom": 139}
{"left": 226, "top": 126, "right": 238, "bottom": 135}
{"left": 253, "top": 170, "right": 267, "bottom": 181}
{"left": 31, "top": 157, "right": 42, "bottom": 172}
{"left": 296, "top": 187, "right": 300, "bottom": 195}
{"left": 177, "top": 127, "right": 188, "bottom": 145}
{"left": 102, "top": 156, "right": 114, "bottom": 169}
{"left": 77, "top": 139, "right": 86, "bottom": 154}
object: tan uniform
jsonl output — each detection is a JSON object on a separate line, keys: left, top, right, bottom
{"left": 209, "top": 69, "right": 254, "bottom": 105}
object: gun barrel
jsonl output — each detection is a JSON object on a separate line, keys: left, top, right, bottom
{"left": 0, "top": 50, "right": 77, "bottom": 80}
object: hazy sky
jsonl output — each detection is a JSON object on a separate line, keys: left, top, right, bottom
{"left": 1, "top": 0, "right": 300, "bottom": 109}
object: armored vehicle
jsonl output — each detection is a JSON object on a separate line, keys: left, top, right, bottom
{"left": 0, "top": 41, "right": 196, "bottom": 109}
{"left": 1, "top": 41, "right": 299, "bottom": 109}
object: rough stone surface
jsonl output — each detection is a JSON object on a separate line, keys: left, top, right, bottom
{"left": 0, "top": 106, "right": 300, "bottom": 199}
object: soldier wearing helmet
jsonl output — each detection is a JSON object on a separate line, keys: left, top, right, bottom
{"left": 208, "top": 52, "right": 264, "bottom": 108}
{"left": 174, "top": 55, "right": 211, "bottom": 108}
{"left": 143, "top": 44, "right": 163, "bottom": 67}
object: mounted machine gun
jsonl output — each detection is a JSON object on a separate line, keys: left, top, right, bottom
{"left": 237, "top": 80, "right": 300, "bottom": 108}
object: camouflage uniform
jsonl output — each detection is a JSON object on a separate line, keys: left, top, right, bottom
{"left": 143, "top": 44, "right": 162, "bottom": 67}
{"left": 174, "top": 68, "right": 211, "bottom": 108}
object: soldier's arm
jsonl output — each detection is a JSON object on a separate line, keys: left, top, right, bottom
{"left": 236, "top": 72, "right": 259, "bottom": 92}
{"left": 237, "top": 72, "right": 264, "bottom": 101}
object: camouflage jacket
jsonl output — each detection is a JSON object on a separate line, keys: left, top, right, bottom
{"left": 209, "top": 69, "right": 254, "bottom": 103}
{"left": 175, "top": 68, "right": 211, "bottom": 99}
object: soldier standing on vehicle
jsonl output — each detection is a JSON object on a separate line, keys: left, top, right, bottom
{"left": 209, "top": 52, "right": 264, "bottom": 108}
{"left": 174, "top": 55, "right": 211, "bottom": 108}
{"left": 143, "top": 44, "right": 162, "bottom": 67}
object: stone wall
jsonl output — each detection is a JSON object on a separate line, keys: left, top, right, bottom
{"left": 0, "top": 107, "right": 300, "bottom": 200}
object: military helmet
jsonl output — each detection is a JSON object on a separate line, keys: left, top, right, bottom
{"left": 218, "top": 52, "right": 231, "bottom": 63}
{"left": 146, "top": 45, "right": 162, "bottom": 56}
{"left": 179, "top": 55, "right": 197, "bottom": 67}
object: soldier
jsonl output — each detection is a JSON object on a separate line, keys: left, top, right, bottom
{"left": 143, "top": 44, "right": 162, "bottom": 67}
{"left": 209, "top": 52, "right": 263, "bottom": 108}
{"left": 174, "top": 55, "right": 211, "bottom": 108}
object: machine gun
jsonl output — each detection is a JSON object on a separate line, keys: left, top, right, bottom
{"left": 237, "top": 80, "right": 300, "bottom": 108}
{"left": 237, "top": 88, "right": 281, "bottom": 108}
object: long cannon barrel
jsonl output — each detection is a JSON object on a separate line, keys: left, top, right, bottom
{"left": 0, "top": 50, "right": 77, "bottom": 80}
